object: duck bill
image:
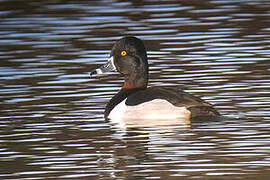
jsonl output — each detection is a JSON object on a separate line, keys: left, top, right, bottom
{"left": 90, "top": 56, "right": 116, "bottom": 76}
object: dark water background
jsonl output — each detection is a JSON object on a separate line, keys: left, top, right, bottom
{"left": 1, "top": 0, "right": 270, "bottom": 179}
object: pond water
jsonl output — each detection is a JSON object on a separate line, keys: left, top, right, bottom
{"left": 1, "top": 0, "right": 270, "bottom": 179}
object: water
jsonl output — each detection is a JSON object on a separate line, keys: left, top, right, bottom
{"left": 0, "top": 0, "right": 270, "bottom": 179}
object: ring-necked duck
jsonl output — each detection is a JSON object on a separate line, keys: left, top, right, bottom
{"left": 91, "top": 36, "right": 220, "bottom": 124}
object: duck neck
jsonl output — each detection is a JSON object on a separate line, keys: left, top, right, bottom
{"left": 122, "top": 73, "right": 148, "bottom": 91}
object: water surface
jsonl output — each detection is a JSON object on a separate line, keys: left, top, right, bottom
{"left": 0, "top": 0, "right": 270, "bottom": 179}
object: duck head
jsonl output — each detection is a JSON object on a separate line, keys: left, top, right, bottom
{"left": 90, "top": 36, "right": 149, "bottom": 90}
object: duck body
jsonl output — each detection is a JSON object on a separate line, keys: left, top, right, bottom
{"left": 91, "top": 36, "right": 220, "bottom": 124}
{"left": 105, "top": 86, "right": 219, "bottom": 123}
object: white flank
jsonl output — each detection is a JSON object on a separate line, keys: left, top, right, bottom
{"left": 108, "top": 99, "right": 191, "bottom": 127}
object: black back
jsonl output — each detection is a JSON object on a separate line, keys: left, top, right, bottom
{"left": 125, "top": 86, "right": 220, "bottom": 119}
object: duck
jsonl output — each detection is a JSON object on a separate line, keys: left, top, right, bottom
{"left": 90, "top": 36, "right": 220, "bottom": 125}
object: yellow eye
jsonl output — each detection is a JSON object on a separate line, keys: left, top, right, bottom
{"left": 121, "top": 50, "right": 127, "bottom": 56}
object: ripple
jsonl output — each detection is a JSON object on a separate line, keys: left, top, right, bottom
{"left": 0, "top": 0, "right": 270, "bottom": 179}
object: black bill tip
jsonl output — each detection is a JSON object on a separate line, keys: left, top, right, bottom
{"left": 89, "top": 70, "right": 97, "bottom": 77}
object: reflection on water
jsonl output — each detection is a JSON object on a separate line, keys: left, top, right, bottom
{"left": 0, "top": 0, "right": 270, "bottom": 179}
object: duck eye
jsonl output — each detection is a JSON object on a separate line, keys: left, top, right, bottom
{"left": 121, "top": 50, "right": 127, "bottom": 56}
